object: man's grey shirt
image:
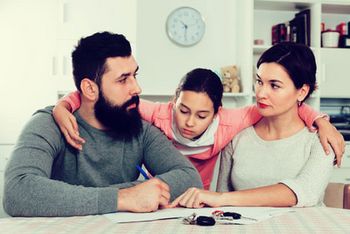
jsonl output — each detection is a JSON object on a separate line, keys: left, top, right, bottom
{"left": 3, "top": 107, "right": 202, "bottom": 217}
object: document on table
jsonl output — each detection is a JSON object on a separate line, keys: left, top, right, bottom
{"left": 104, "top": 206, "right": 294, "bottom": 224}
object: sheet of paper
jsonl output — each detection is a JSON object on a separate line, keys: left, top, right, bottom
{"left": 104, "top": 206, "right": 294, "bottom": 224}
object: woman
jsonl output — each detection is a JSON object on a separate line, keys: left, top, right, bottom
{"left": 53, "top": 67, "right": 342, "bottom": 190}
{"left": 169, "top": 42, "right": 334, "bottom": 208}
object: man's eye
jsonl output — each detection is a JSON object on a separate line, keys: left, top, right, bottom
{"left": 118, "top": 77, "right": 127, "bottom": 83}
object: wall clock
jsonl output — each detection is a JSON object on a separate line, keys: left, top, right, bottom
{"left": 166, "top": 7, "right": 205, "bottom": 47}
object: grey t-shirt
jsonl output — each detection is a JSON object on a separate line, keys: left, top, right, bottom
{"left": 217, "top": 127, "right": 334, "bottom": 207}
{"left": 3, "top": 107, "right": 202, "bottom": 216}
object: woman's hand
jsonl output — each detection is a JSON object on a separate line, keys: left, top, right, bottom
{"left": 315, "top": 118, "right": 345, "bottom": 167}
{"left": 168, "top": 187, "right": 223, "bottom": 208}
{"left": 52, "top": 101, "right": 85, "bottom": 150}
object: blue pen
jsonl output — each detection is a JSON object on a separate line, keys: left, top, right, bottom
{"left": 136, "top": 165, "right": 150, "bottom": 180}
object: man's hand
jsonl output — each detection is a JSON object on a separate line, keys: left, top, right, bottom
{"left": 315, "top": 117, "right": 345, "bottom": 167}
{"left": 117, "top": 178, "right": 170, "bottom": 212}
{"left": 167, "top": 187, "right": 223, "bottom": 209}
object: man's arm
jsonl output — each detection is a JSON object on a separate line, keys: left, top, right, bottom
{"left": 3, "top": 109, "right": 119, "bottom": 217}
{"left": 141, "top": 123, "right": 203, "bottom": 201}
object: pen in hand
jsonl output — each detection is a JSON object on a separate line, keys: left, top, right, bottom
{"left": 136, "top": 165, "right": 150, "bottom": 180}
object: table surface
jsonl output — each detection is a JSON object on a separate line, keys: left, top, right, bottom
{"left": 0, "top": 207, "right": 349, "bottom": 234}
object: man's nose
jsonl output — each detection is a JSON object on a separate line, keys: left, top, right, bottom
{"left": 130, "top": 77, "right": 142, "bottom": 95}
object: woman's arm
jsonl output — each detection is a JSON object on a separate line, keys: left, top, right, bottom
{"left": 216, "top": 140, "right": 235, "bottom": 192}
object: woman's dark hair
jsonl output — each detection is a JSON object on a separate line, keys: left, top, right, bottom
{"left": 72, "top": 31, "right": 131, "bottom": 91}
{"left": 257, "top": 42, "right": 317, "bottom": 102}
{"left": 174, "top": 68, "right": 223, "bottom": 114}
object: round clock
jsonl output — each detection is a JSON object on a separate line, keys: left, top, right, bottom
{"left": 166, "top": 7, "right": 205, "bottom": 47}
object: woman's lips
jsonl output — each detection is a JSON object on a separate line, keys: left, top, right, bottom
{"left": 258, "top": 102, "right": 269, "bottom": 109}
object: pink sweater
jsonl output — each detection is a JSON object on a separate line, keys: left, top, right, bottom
{"left": 63, "top": 91, "right": 321, "bottom": 189}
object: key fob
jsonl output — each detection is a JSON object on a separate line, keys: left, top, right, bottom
{"left": 196, "top": 216, "right": 216, "bottom": 226}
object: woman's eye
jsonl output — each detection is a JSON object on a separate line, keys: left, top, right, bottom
{"left": 197, "top": 115, "right": 207, "bottom": 119}
{"left": 255, "top": 79, "right": 262, "bottom": 85}
{"left": 271, "top": 84, "right": 280, "bottom": 89}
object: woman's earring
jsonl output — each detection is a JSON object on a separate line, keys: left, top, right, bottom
{"left": 297, "top": 100, "right": 302, "bottom": 107}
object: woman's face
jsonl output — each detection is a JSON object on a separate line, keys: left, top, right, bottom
{"left": 174, "top": 91, "right": 216, "bottom": 140}
{"left": 255, "top": 62, "right": 308, "bottom": 117}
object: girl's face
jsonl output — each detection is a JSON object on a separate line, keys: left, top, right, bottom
{"left": 255, "top": 62, "right": 309, "bottom": 118}
{"left": 174, "top": 91, "right": 216, "bottom": 140}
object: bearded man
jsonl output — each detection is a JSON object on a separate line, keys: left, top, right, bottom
{"left": 3, "top": 32, "right": 202, "bottom": 217}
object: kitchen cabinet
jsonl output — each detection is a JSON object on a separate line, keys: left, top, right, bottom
{"left": 330, "top": 142, "right": 350, "bottom": 183}
{"left": 320, "top": 4, "right": 350, "bottom": 98}
{"left": 320, "top": 48, "right": 350, "bottom": 98}
{"left": 0, "top": 144, "right": 14, "bottom": 217}
{"left": 53, "top": 0, "right": 137, "bottom": 94}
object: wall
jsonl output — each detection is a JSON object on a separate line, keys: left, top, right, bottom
{"left": 136, "top": 0, "right": 238, "bottom": 96}
{"left": 0, "top": 0, "right": 137, "bottom": 144}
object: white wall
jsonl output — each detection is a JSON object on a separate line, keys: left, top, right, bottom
{"left": 136, "top": 0, "right": 238, "bottom": 95}
{"left": 0, "top": 0, "right": 137, "bottom": 144}
{"left": 0, "top": 0, "right": 58, "bottom": 144}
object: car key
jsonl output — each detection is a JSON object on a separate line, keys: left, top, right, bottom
{"left": 223, "top": 212, "right": 257, "bottom": 221}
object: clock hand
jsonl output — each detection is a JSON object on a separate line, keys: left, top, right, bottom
{"left": 180, "top": 20, "right": 188, "bottom": 30}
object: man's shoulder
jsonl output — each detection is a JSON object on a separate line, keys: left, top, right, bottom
{"left": 22, "top": 106, "right": 62, "bottom": 140}
{"left": 140, "top": 120, "right": 167, "bottom": 138}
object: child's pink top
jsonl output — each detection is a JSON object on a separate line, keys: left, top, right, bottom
{"left": 63, "top": 91, "right": 321, "bottom": 189}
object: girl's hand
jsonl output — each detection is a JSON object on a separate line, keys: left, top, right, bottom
{"left": 168, "top": 187, "right": 223, "bottom": 208}
{"left": 53, "top": 101, "right": 85, "bottom": 150}
{"left": 315, "top": 118, "right": 345, "bottom": 167}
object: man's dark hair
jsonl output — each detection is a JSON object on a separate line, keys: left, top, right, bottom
{"left": 72, "top": 31, "right": 131, "bottom": 91}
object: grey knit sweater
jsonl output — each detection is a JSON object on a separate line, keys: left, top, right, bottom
{"left": 217, "top": 127, "right": 334, "bottom": 207}
{"left": 3, "top": 107, "right": 202, "bottom": 217}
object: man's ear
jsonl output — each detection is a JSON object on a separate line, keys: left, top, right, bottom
{"left": 80, "top": 78, "right": 99, "bottom": 101}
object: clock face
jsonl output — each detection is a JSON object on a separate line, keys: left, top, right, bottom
{"left": 166, "top": 7, "right": 205, "bottom": 47}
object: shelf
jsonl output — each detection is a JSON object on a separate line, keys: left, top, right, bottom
{"left": 254, "top": 45, "right": 317, "bottom": 54}
{"left": 322, "top": 4, "right": 350, "bottom": 14}
{"left": 223, "top": 92, "right": 251, "bottom": 97}
{"left": 253, "top": 45, "right": 270, "bottom": 54}
{"left": 255, "top": 1, "right": 312, "bottom": 11}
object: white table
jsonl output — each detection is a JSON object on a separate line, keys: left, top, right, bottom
{"left": 0, "top": 207, "right": 349, "bottom": 233}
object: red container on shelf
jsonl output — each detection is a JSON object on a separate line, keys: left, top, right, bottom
{"left": 336, "top": 22, "right": 347, "bottom": 35}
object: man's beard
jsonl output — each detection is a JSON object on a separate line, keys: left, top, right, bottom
{"left": 94, "top": 91, "right": 143, "bottom": 140}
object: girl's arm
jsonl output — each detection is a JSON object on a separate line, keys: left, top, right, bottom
{"left": 52, "top": 91, "right": 162, "bottom": 149}
{"left": 52, "top": 91, "right": 84, "bottom": 150}
{"left": 299, "top": 103, "right": 345, "bottom": 166}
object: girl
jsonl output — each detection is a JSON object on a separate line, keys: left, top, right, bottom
{"left": 53, "top": 68, "right": 343, "bottom": 190}
{"left": 169, "top": 42, "right": 335, "bottom": 208}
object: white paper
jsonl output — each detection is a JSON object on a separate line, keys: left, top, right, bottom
{"left": 104, "top": 206, "right": 294, "bottom": 224}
